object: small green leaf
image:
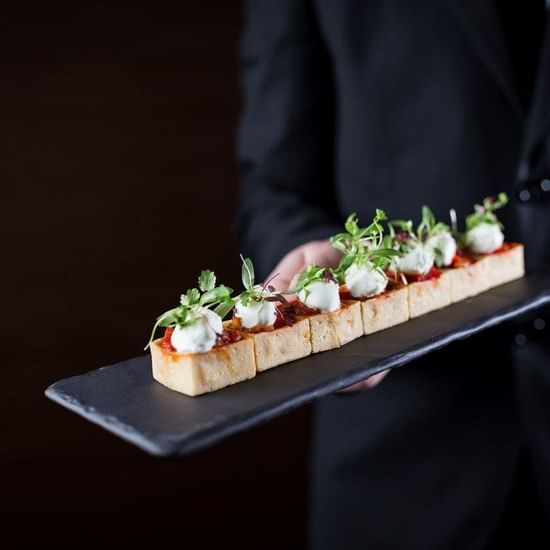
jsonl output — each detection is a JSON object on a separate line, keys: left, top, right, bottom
{"left": 214, "top": 300, "right": 234, "bottom": 319}
{"left": 144, "top": 308, "right": 179, "bottom": 350}
{"left": 186, "top": 288, "right": 201, "bottom": 305}
{"left": 198, "top": 270, "right": 216, "bottom": 292}
{"left": 344, "top": 213, "right": 360, "bottom": 236}
{"left": 240, "top": 255, "right": 255, "bottom": 290}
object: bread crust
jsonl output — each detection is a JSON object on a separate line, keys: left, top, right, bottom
{"left": 361, "top": 286, "right": 409, "bottom": 334}
{"left": 304, "top": 312, "right": 340, "bottom": 353}
{"left": 332, "top": 300, "right": 364, "bottom": 345}
{"left": 407, "top": 275, "right": 452, "bottom": 318}
{"left": 442, "top": 244, "right": 525, "bottom": 302}
{"left": 151, "top": 338, "right": 256, "bottom": 396}
{"left": 440, "top": 263, "right": 485, "bottom": 302}
{"left": 245, "top": 319, "right": 312, "bottom": 372}
{"left": 476, "top": 244, "right": 525, "bottom": 289}
{"left": 301, "top": 301, "right": 363, "bottom": 353}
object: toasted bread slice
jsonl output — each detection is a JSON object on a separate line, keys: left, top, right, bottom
{"left": 245, "top": 319, "right": 312, "bottom": 372}
{"left": 439, "top": 265, "right": 478, "bottom": 302}
{"left": 407, "top": 275, "right": 452, "bottom": 318}
{"left": 151, "top": 338, "right": 256, "bottom": 396}
{"left": 305, "top": 312, "right": 340, "bottom": 353}
{"left": 301, "top": 301, "right": 363, "bottom": 353}
{"left": 477, "top": 243, "right": 525, "bottom": 289}
{"left": 333, "top": 300, "right": 363, "bottom": 345}
{"left": 361, "top": 286, "right": 409, "bottom": 334}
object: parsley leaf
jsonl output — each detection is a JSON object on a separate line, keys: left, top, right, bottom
{"left": 145, "top": 270, "right": 235, "bottom": 350}
{"left": 198, "top": 270, "right": 216, "bottom": 292}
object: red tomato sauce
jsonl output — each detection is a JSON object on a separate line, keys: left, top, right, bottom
{"left": 493, "top": 242, "right": 516, "bottom": 254}
{"left": 451, "top": 250, "right": 472, "bottom": 268}
{"left": 160, "top": 327, "right": 175, "bottom": 351}
{"left": 405, "top": 266, "right": 441, "bottom": 284}
{"left": 215, "top": 327, "right": 242, "bottom": 347}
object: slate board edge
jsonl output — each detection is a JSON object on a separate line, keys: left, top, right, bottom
{"left": 45, "top": 289, "right": 550, "bottom": 457}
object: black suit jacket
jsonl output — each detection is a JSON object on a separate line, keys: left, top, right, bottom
{"left": 236, "top": 3, "right": 550, "bottom": 549}
{"left": 237, "top": 0, "right": 550, "bottom": 278}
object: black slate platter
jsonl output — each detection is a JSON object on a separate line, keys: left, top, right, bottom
{"left": 46, "top": 272, "right": 550, "bottom": 457}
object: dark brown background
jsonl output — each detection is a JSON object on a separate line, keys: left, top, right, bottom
{"left": 2, "top": 2, "right": 310, "bottom": 548}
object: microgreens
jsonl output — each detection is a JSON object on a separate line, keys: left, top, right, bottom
{"left": 417, "top": 206, "right": 451, "bottom": 240}
{"left": 331, "top": 210, "right": 398, "bottom": 281}
{"left": 294, "top": 265, "right": 336, "bottom": 297}
{"left": 237, "top": 255, "right": 287, "bottom": 306}
{"left": 465, "top": 192, "right": 508, "bottom": 230}
{"left": 144, "top": 269, "right": 234, "bottom": 350}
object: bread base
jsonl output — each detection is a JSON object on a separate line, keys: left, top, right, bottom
{"left": 361, "top": 286, "right": 410, "bottom": 334}
{"left": 333, "top": 301, "right": 364, "bottom": 346}
{"left": 151, "top": 338, "right": 256, "bottom": 396}
{"left": 407, "top": 275, "right": 452, "bottom": 318}
{"left": 302, "top": 301, "right": 363, "bottom": 353}
{"left": 477, "top": 244, "right": 525, "bottom": 289}
{"left": 441, "top": 244, "right": 525, "bottom": 302}
{"left": 247, "top": 319, "right": 312, "bottom": 372}
{"left": 440, "top": 263, "right": 487, "bottom": 302}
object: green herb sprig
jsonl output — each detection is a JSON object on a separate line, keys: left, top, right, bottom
{"left": 294, "top": 265, "right": 337, "bottom": 298}
{"left": 331, "top": 210, "right": 398, "bottom": 281}
{"left": 237, "top": 255, "right": 289, "bottom": 306}
{"left": 417, "top": 206, "right": 451, "bottom": 240}
{"left": 145, "top": 270, "right": 234, "bottom": 350}
{"left": 465, "top": 192, "right": 508, "bottom": 231}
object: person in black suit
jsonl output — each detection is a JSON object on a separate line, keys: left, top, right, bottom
{"left": 237, "top": 2, "right": 550, "bottom": 548}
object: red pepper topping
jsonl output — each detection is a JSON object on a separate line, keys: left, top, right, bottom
{"left": 339, "top": 286, "right": 354, "bottom": 301}
{"left": 215, "top": 328, "right": 242, "bottom": 347}
{"left": 160, "top": 327, "right": 175, "bottom": 351}
{"left": 406, "top": 266, "right": 441, "bottom": 283}
{"left": 451, "top": 253, "right": 471, "bottom": 268}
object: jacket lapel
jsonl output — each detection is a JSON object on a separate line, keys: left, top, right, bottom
{"left": 448, "top": 0, "right": 524, "bottom": 120}
{"left": 520, "top": 9, "right": 550, "bottom": 172}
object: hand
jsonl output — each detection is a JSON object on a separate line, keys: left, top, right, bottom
{"left": 265, "top": 240, "right": 389, "bottom": 391}
{"left": 266, "top": 240, "right": 341, "bottom": 290}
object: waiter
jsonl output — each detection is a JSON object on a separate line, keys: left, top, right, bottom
{"left": 237, "top": 2, "right": 550, "bottom": 548}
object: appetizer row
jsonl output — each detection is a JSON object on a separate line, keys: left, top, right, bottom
{"left": 147, "top": 193, "right": 524, "bottom": 396}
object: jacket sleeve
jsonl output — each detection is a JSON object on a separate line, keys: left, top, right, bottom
{"left": 236, "top": 0, "right": 341, "bottom": 278}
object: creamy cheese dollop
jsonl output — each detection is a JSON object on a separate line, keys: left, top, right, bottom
{"left": 395, "top": 243, "right": 434, "bottom": 276}
{"left": 234, "top": 299, "right": 277, "bottom": 329}
{"left": 426, "top": 231, "right": 457, "bottom": 267}
{"left": 298, "top": 280, "right": 340, "bottom": 312}
{"left": 170, "top": 308, "right": 222, "bottom": 353}
{"left": 344, "top": 263, "right": 388, "bottom": 298}
{"left": 465, "top": 223, "right": 504, "bottom": 254}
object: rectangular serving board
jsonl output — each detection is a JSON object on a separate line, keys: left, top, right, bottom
{"left": 46, "top": 272, "right": 550, "bottom": 457}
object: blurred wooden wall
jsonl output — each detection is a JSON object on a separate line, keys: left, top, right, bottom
{"left": 1, "top": 2, "right": 310, "bottom": 547}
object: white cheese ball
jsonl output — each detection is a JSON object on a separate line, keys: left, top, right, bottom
{"left": 170, "top": 308, "right": 222, "bottom": 353}
{"left": 298, "top": 280, "right": 340, "bottom": 312}
{"left": 234, "top": 299, "right": 277, "bottom": 329}
{"left": 395, "top": 243, "right": 434, "bottom": 275}
{"left": 465, "top": 223, "right": 504, "bottom": 254}
{"left": 426, "top": 231, "right": 457, "bottom": 267}
{"left": 344, "top": 264, "right": 388, "bottom": 298}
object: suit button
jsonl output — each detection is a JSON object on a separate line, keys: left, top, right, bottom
{"left": 514, "top": 333, "right": 527, "bottom": 346}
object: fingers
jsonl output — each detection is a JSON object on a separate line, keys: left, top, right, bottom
{"left": 303, "top": 243, "right": 341, "bottom": 269}
{"left": 339, "top": 370, "right": 389, "bottom": 393}
{"left": 265, "top": 248, "right": 306, "bottom": 290}
{"left": 264, "top": 240, "right": 341, "bottom": 290}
